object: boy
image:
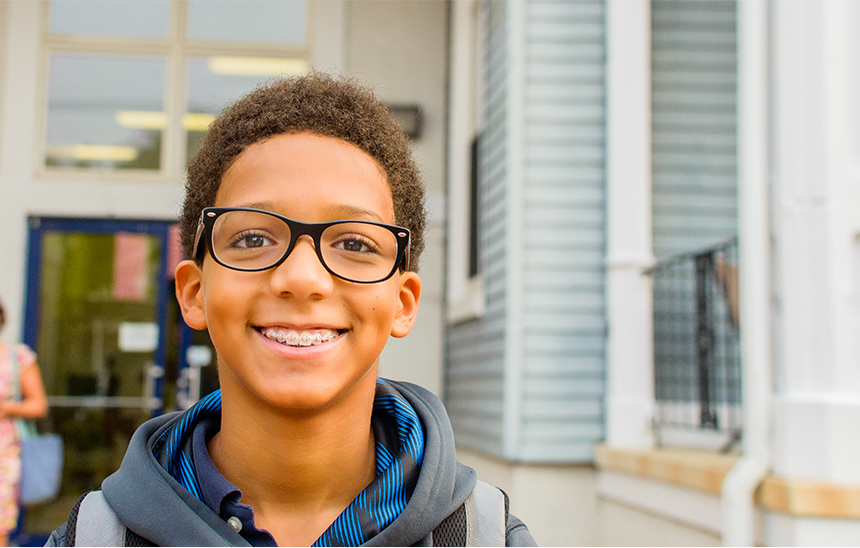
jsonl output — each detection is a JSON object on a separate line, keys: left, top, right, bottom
{"left": 47, "top": 73, "right": 536, "bottom": 547}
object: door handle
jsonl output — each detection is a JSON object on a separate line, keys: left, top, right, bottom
{"left": 178, "top": 345, "right": 213, "bottom": 409}
{"left": 143, "top": 364, "right": 164, "bottom": 410}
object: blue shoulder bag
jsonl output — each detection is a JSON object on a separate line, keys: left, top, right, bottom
{"left": 10, "top": 345, "right": 63, "bottom": 505}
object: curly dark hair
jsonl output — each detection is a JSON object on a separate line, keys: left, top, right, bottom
{"left": 180, "top": 73, "right": 426, "bottom": 271}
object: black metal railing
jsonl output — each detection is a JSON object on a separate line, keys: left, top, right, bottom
{"left": 651, "top": 238, "right": 741, "bottom": 449}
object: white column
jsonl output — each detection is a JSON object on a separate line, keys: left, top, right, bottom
{"left": 770, "top": 0, "right": 860, "bottom": 485}
{"left": 720, "top": 0, "right": 771, "bottom": 545}
{"left": 604, "top": 0, "right": 654, "bottom": 447}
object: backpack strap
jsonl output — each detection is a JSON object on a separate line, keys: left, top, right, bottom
{"left": 65, "top": 491, "right": 154, "bottom": 547}
{"left": 464, "top": 480, "right": 507, "bottom": 546}
{"left": 74, "top": 491, "right": 126, "bottom": 546}
{"left": 433, "top": 480, "right": 509, "bottom": 546}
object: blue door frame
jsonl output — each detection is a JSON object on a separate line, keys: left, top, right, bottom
{"left": 23, "top": 216, "right": 178, "bottom": 414}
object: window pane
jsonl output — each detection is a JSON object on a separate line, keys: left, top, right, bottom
{"left": 185, "top": 56, "right": 308, "bottom": 161}
{"left": 47, "top": 54, "right": 166, "bottom": 170}
{"left": 49, "top": 0, "right": 170, "bottom": 38}
{"left": 187, "top": 0, "right": 306, "bottom": 44}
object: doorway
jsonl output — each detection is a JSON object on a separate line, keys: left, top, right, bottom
{"left": 19, "top": 217, "right": 217, "bottom": 539}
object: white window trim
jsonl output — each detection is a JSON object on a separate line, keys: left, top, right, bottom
{"left": 446, "top": 0, "right": 485, "bottom": 324}
{"left": 34, "top": 0, "right": 323, "bottom": 183}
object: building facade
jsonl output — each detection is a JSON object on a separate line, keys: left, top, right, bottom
{"left": 446, "top": 0, "right": 860, "bottom": 546}
{"left": 2, "top": 0, "right": 859, "bottom": 545}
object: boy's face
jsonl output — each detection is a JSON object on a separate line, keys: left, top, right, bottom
{"left": 175, "top": 133, "right": 421, "bottom": 413}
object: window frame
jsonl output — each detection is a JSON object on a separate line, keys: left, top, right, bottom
{"left": 446, "top": 0, "right": 486, "bottom": 324}
{"left": 35, "top": 0, "right": 314, "bottom": 182}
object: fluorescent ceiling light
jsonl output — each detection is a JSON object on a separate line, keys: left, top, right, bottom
{"left": 116, "top": 110, "right": 167, "bottom": 130}
{"left": 115, "top": 111, "right": 217, "bottom": 131}
{"left": 47, "top": 144, "right": 139, "bottom": 162}
{"left": 208, "top": 56, "right": 308, "bottom": 77}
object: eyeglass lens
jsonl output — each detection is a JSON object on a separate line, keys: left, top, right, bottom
{"left": 210, "top": 209, "right": 400, "bottom": 282}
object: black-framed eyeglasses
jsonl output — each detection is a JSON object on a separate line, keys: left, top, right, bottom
{"left": 193, "top": 207, "right": 410, "bottom": 284}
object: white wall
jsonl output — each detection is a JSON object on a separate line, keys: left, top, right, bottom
{"left": 456, "top": 447, "right": 599, "bottom": 546}
{"left": 598, "top": 498, "right": 721, "bottom": 547}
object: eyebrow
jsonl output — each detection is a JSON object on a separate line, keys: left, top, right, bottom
{"left": 237, "top": 201, "right": 387, "bottom": 223}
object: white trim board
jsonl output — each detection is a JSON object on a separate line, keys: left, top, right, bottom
{"left": 597, "top": 470, "right": 723, "bottom": 535}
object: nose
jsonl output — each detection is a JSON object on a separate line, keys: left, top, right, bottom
{"left": 269, "top": 235, "right": 334, "bottom": 300}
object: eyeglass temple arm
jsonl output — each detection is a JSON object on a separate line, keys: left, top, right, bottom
{"left": 401, "top": 238, "right": 411, "bottom": 271}
{"left": 191, "top": 214, "right": 206, "bottom": 260}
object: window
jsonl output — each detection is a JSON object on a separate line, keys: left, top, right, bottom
{"left": 446, "top": 0, "right": 486, "bottom": 323}
{"left": 468, "top": 133, "right": 481, "bottom": 278}
{"left": 46, "top": 54, "right": 167, "bottom": 170}
{"left": 49, "top": 0, "right": 171, "bottom": 38}
{"left": 42, "top": 0, "right": 311, "bottom": 176}
{"left": 186, "top": 0, "right": 306, "bottom": 44}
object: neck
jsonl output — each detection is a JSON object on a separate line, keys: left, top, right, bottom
{"left": 208, "top": 376, "right": 378, "bottom": 545}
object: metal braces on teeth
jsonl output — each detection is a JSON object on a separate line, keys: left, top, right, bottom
{"left": 265, "top": 329, "right": 336, "bottom": 347}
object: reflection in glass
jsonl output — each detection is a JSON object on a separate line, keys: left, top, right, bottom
{"left": 187, "top": 0, "right": 307, "bottom": 44}
{"left": 37, "top": 232, "right": 160, "bottom": 398}
{"left": 185, "top": 56, "right": 307, "bottom": 161}
{"left": 49, "top": 0, "right": 170, "bottom": 38}
{"left": 26, "top": 231, "right": 161, "bottom": 534}
{"left": 46, "top": 54, "right": 166, "bottom": 170}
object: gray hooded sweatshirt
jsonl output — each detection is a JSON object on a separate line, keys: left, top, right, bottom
{"left": 46, "top": 380, "right": 536, "bottom": 546}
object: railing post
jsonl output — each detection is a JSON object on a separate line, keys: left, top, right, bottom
{"left": 696, "top": 252, "right": 717, "bottom": 428}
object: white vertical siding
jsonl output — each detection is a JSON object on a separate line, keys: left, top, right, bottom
{"left": 651, "top": 0, "right": 738, "bottom": 259}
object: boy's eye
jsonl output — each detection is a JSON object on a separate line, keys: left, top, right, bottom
{"left": 332, "top": 235, "right": 379, "bottom": 254}
{"left": 232, "top": 231, "right": 275, "bottom": 249}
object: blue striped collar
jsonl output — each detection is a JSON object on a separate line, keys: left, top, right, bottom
{"left": 154, "top": 379, "right": 425, "bottom": 546}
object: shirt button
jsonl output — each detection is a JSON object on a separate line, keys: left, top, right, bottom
{"left": 227, "top": 516, "right": 243, "bottom": 533}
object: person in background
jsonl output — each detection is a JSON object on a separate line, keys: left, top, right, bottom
{"left": 0, "top": 298, "right": 48, "bottom": 546}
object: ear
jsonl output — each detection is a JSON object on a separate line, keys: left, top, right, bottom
{"left": 175, "top": 259, "right": 208, "bottom": 330}
{"left": 390, "top": 271, "right": 422, "bottom": 338}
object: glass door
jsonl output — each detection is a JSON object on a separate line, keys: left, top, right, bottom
{"left": 19, "top": 217, "right": 194, "bottom": 538}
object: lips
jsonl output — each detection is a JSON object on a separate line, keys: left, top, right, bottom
{"left": 260, "top": 327, "right": 343, "bottom": 347}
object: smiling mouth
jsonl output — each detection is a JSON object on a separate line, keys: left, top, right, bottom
{"left": 259, "top": 327, "right": 344, "bottom": 347}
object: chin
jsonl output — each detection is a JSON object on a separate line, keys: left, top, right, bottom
{"left": 256, "top": 379, "right": 368, "bottom": 414}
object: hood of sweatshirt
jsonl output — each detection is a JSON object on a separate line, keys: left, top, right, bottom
{"left": 101, "top": 380, "right": 477, "bottom": 547}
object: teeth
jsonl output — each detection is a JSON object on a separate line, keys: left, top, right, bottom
{"left": 262, "top": 328, "right": 339, "bottom": 347}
